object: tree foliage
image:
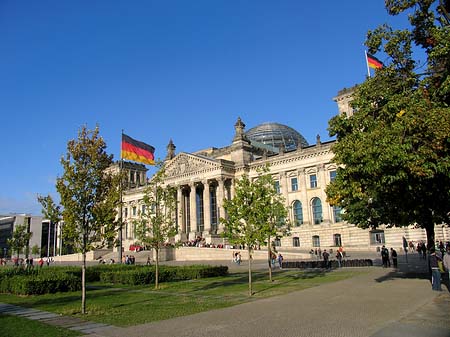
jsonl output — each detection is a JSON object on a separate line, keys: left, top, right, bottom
{"left": 221, "top": 165, "right": 289, "bottom": 295}
{"left": 327, "top": 0, "right": 450, "bottom": 248}
{"left": 56, "top": 125, "right": 120, "bottom": 314}
{"left": 7, "top": 222, "right": 32, "bottom": 259}
{"left": 133, "top": 164, "right": 178, "bottom": 289}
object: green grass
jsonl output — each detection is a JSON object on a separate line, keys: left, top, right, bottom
{"left": 0, "top": 314, "right": 81, "bottom": 337}
{"left": 0, "top": 268, "right": 368, "bottom": 327}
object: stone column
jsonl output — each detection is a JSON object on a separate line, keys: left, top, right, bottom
{"left": 177, "top": 187, "right": 184, "bottom": 233}
{"left": 300, "top": 168, "right": 309, "bottom": 225}
{"left": 189, "top": 182, "right": 197, "bottom": 239}
{"left": 203, "top": 181, "right": 211, "bottom": 234}
{"left": 280, "top": 171, "right": 289, "bottom": 202}
{"left": 217, "top": 178, "right": 226, "bottom": 233}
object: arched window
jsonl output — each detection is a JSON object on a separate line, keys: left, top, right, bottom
{"left": 293, "top": 200, "right": 303, "bottom": 225}
{"left": 311, "top": 198, "right": 323, "bottom": 224}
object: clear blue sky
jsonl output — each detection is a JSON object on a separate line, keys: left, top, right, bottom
{"left": 0, "top": 1, "right": 408, "bottom": 215}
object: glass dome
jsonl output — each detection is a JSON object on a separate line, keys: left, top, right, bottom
{"left": 245, "top": 122, "right": 309, "bottom": 151}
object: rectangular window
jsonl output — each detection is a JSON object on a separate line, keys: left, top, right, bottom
{"left": 124, "top": 207, "right": 128, "bottom": 218}
{"left": 274, "top": 181, "right": 281, "bottom": 194}
{"left": 291, "top": 177, "right": 298, "bottom": 191}
{"left": 310, "top": 174, "right": 317, "bottom": 188}
{"left": 132, "top": 206, "right": 137, "bottom": 216}
{"left": 312, "top": 235, "right": 320, "bottom": 247}
{"left": 293, "top": 237, "right": 300, "bottom": 247}
{"left": 141, "top": 204, "right": 146, "bottom": 214}
{"left": 330, "top": 170, "right": 337, "bottom": 182}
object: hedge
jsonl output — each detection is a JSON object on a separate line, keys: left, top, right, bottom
{"left": 0, "top": 264, "right": 228, "bottom": 294}
{"left": 282, "top": 259, "right": 373, "bottom": 269}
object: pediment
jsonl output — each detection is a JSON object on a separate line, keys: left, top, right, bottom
{"left": 164, "top": 153, "right": 221, "bottom": 178}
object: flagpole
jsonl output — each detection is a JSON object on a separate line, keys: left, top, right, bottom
{"left": 118, "top": 130, "right": 124, "bottom": 264}
{"left": 365, "top": 50, "right": 371, "bottom": 78}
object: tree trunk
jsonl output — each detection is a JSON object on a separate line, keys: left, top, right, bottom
{"left": 248, "top": 247, "right": 252, "bottom": 296}
{"left": 81, "top": 251, "right": 86, "bottom": 314}
{"left": 424, "top": 222, "right": 435, "bottom": 250}
{"left": 267, "top": 236, "right": 272, "bottom": 282}
{"left": 155, "top": 248, "right": 159, "bottom": 290}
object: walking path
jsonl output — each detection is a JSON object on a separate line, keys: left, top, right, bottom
{"left": 0, "top": 303, "right": 113, "bottom": 335}
{"left": 1, "top": 253, "right": 449, "bottom": 337}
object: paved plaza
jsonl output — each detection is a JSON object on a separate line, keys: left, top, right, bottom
{"left": 1, "top": 253, "right": 449, "bottom": 337}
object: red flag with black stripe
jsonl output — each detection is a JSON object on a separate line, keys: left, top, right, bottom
{"left": 121, "top": 134, "right": 155, "bottom": 165}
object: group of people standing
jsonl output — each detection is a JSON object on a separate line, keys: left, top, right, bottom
{"left": 380, "top": 246, "right": 398, "bottom": 268}
{"left": 429, "top": 245, "right": 450, "bottom": 292}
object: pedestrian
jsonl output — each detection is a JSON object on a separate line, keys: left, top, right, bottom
{"left": 443, "top": 247, "right": 450, "bottom": 286}
{"left": 277, "top": 253, "right": 283, "bottom": 269}
{"left": 429, "top": 248, "right": 442, "bottom": 291}
{"left": 336, "top": 250, "right": 343, "bottom": 268}
{"left": 146, "top": 255, "right": 151, "bottom": 266}
{"left": 381, "top": 245, "right": 389, "bottom": 267}
{"left": 322, "top": 249, "right": 330, "bottom": 269}
{"left": 38, "top": 258, "right": 44, "bottom": 268}
{"left": 390, "top": 248, "right": 398, "bottom": 268}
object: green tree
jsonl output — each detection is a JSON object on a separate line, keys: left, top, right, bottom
{"left": 133, "top": 165, "right": 178, "bottom": 289}
{"left": 7, "top": 222, "right": 32, "bottom": 260}
{"left": 253, "top": 166, "right": 289, "bottom": 282}
{"left": 37, "top": 194, "right": 61, "bottom": 256}
{"left": 31, "top": 244, "right": 40, "bottom": 257}
{"left": 221, "top": 166, "right": 289, "bottom": 295}
{"left": 56, "top": 125, "right": 120, "bottom": 314}
{"left": 327, "top": 0, "right": 450, "bottom": 249}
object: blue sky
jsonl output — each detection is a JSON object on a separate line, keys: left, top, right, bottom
{"left": 0, "top": 1, "right": 408, "bottom": 215}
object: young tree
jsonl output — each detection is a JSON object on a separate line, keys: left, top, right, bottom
{"left": 7, "top": 222, "right": 32, "bottom": 260}
{"left": 37, "top": 194, "right": 61, "bottom": 257}
{"left": 327, "top": 0, "right": 450, "bottom": 249}
{"left": 221, "top": 167, "right": 289, "bottom": 295}
{"left": 31, "top": 244, "right": 40, "bottom": 257}
{"left": 133, "top": 165, "right": 177, "bottom": 289}
{"left": 56, "top": 125, "right": 120, "bottom": 314}
{"left": 252, "top": 166, "right": 289, "bottom": 282}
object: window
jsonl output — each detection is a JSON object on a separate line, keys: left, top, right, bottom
{"left": 312, "top": 235, "right": 320, "bottom": 247}
{"left": 333, "top": 206, "right": 342, "bottom": 223}
{"left": 310, "top": 174, "right": 317, "bottom": 188}
{"left": 274, "top": 181, "right": 281, "bottom": 194}
{"left": 293, "top": 200, "right": 303, "bottom": 225}
{"left": 293, "top": 237, "right": 300, "bottom": 247}
{"left": 370, "top": 230, "right": 385, "bottom": 244}
{"left": 312, "top": 198, "right": 322, "bottom": 224}
{"left": 132, "top": 206, "right": 137, "bottom": 216}
{"left": 291, "top": 177, "right": 298, "bottom": 191}
{"left": 333, "top": 234, "right": 342, "bottom": 247}
{"left": 141, "top": 204, "right": 146, "bottom": 215}
{"left": 124, "top": 207, "right": 128, "bottom": 218}
{"left": 330, "top": 170, "right": 337, "bottom": 182}
{"left": 196, "top": 186, "right": 204, "bottom": 232}
{"left": 273, "top": 238, "right": 281, "bottom": 247}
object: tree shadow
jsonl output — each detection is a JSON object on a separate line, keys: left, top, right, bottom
{"left": 374, "top": 254, "right": 431, "bottom": 283}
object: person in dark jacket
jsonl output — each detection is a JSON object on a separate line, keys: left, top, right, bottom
{"left": 429, "top": 248, "right": 442, "bottom": 291}
{"left": 390, "top": 248, "right": 398, "bottom": 268}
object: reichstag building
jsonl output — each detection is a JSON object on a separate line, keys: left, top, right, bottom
{"left": 117, "top": 89, "right": 449, "bottom": 252}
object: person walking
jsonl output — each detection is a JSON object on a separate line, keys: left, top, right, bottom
{"left": 277, "top": 253, "right": 283, "bottom": 269}
{"left": 390, "top": 248, "right": 398, "bottom": 268}
{"left": 381, "top": 245, "right": 389, "bottom": 268}
{"left": 322, "top": 249, "right": 330, "bottom": 269}
{"left": 336, "top": 250, "right": 343, "bottom": 268}
{"left": 429, "top": 248, "right": 443, "bottom": 291}
{"left": 443, "top": 246, "right": 450, "bottom": 286}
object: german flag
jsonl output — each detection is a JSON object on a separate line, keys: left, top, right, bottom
{"left": 121, "top": 134, "right": 155, "bottom": 165}
{"left": 367, "top": 53, "right": 383, "bottom": 69}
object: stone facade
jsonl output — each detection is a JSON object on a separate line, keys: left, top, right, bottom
{"left": 117, "top": 91, "right": 449, "bottom": 252}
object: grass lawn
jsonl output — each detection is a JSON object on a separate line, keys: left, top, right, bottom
{"left": 0, "top": 314, "right": 82, "bottom": 337}
{"left": 0, "top": 268, "right": 368, "bottom": 327}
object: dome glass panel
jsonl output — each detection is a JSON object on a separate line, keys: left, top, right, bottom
{"left": 245, "top": 122, "right": 309, "bottom": 151}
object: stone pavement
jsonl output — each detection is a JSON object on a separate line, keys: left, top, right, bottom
{"left": 2, "top": 253, "right": 449, "bottom": 337}
{"left": 0, "top": 303, "right": 113, "bottom": 335}
{"left": 86, "top": 253, "right": 449, "bottom": 337}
